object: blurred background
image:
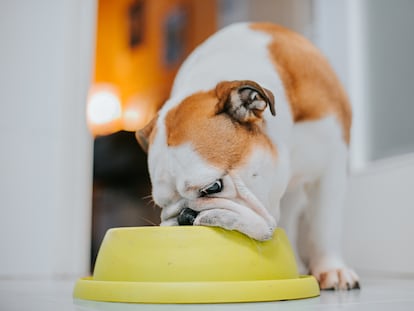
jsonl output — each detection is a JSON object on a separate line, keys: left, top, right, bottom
{"left": 0, "top": 0, "right": 413, "bottom": 278}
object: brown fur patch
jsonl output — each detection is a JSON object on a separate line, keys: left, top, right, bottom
{"left": 165, "top": 90, "right": 276, "bottom": 169}
{"left": 251, "top": 23, "right": 352, "bottom": 144}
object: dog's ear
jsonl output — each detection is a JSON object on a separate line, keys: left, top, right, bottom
{"left": 215, "top": 80, "right": 275, "bottom": 123}
{"left": 136, "top": 116, "right": 157, "bottom": 153}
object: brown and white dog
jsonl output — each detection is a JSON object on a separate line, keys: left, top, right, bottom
{"left": 137, "top": 23, "right": 359, "bottom": 290}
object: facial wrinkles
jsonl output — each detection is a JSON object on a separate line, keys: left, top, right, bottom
{"left": 230, "top": 173, "right": 275, "bottom": 225}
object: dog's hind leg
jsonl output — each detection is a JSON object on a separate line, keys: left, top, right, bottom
{"left": 297, "top": 143, "right": 360, "bottom": 290}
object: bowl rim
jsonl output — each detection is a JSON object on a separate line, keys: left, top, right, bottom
{"left": 73, "top": 275, "right": 320, "bottom": 303}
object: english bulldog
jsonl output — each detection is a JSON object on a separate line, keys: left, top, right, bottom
{"left": 137, "top": 22, "right": 360, "bottom": 290}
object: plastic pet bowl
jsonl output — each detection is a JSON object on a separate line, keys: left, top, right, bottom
{"left": 73, "top": 226, "right": 319, "bottom": 303}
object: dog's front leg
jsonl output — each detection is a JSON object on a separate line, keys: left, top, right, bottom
{"left": 297, "top": 149, "right": 360, "bottom": 290}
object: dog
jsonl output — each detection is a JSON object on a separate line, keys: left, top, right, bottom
{"left": 136, "top": 22, "right": 359, "bottom": 290}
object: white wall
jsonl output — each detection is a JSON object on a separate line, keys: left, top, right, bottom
{"left": 343, "top": 154, "right": 414, "bottom": 275}
{"left": 312, "top": 0, "right": 370, "bottom": 171}
{"left": 0, "top": 0, "right": 96, "bottom": 278}
{"left": 362, "top": 0, "right": 414, "bottom": 162}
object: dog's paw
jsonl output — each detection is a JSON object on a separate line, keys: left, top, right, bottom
{"left": 311, "top": 266, "right": 360, "bottom": 290}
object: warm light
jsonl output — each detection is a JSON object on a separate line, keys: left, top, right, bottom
{"left": 122, "top": 95, "right": 156, "bottom": 132}
{"left": 87, "top": 89, "right": 122, "bottom": 125}
{"left": 86, "top": 85, "right": 158, "bottom": 136}
{"left": 123, "top": 106, "right": 142, "bottom": 132}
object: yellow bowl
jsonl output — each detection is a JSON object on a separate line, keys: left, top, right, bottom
{"left": 73, "top": 226, "right": 319, "bottom": 303}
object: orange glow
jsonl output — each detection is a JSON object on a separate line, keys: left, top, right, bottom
{"left": 123, "top": 106, "right": 142, "bottom": 131}
{"left": 88, "top": 0, "right": 217, "bottom": 137}
{"left": 122, "top": 100, "right": 147, "bottom": 132}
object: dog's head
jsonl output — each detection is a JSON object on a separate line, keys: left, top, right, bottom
{"left": 137, "top": 80, "right": 283, "bottom": 240}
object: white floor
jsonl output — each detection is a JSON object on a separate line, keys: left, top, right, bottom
{"left": 1, "top": 275, "right": 414, "bottom": 311}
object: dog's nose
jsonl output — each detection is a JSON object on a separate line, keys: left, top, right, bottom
{"left": 177, "top": 208, "right": 199, "bottom": 226}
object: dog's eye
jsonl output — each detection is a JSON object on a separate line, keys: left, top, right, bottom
{"left": 200, "top": 179, "right": 223, "bottom": 196}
